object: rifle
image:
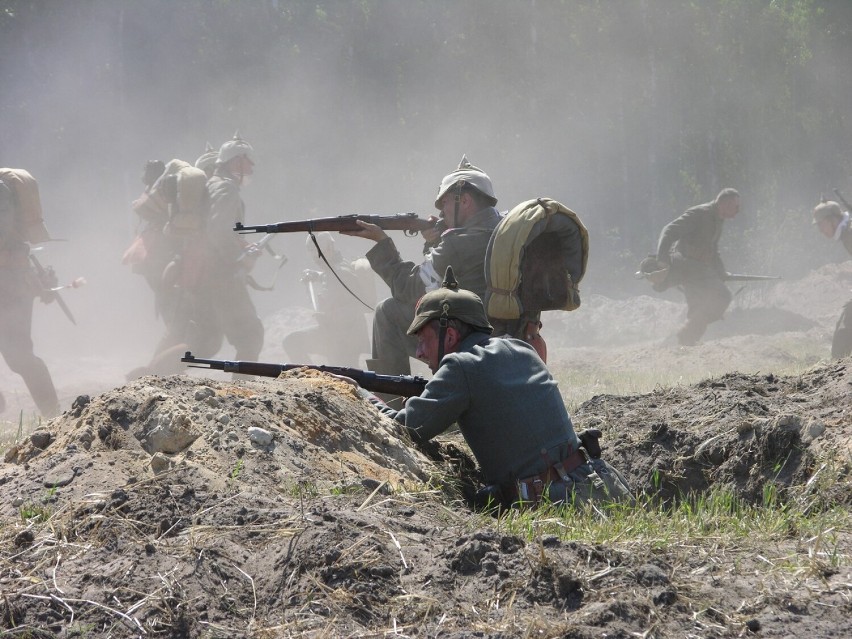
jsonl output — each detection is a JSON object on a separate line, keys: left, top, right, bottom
{"left": 833, "top": 188, "right": 852, "bottom": 213}
{"left": 234, "top": 213, "right": 435, "bottom": 237}
{"left": 724, "top": 273, "right": 781, "bottom": 282}
{"left": 29, "top": 253, "right": 77, "bottom": 325}
{"left": 181, "top": 352, "right": 428, "bottom": 398}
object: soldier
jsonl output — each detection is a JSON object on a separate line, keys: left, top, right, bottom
{"left": 127, "top": 136, "right": 264, "bottom": 378}
{"left": 122, "top": 160, "right": 176, "bottom": 323}
{"left": 812, "top": 200, "right": 852, "bottom": 358}
{"left": 282, "top": 232, "right": 374, "bottom": 366}
{"left": 192, "top": 132, "right": 265, "bottom": 362}
{"left": 0, "top": 169, "right": 60, "bottom": 418}
{"left": 342, "top": 156, "right": 501, "bottom": 375}
{"left": 194, "top": 143, "right": 219, "bottom": 179}
{"left": 653, "top": 188, "right": 741, "bottom": 346}
{"left": 358, "top": 267, "right": 631, "bottom": 509}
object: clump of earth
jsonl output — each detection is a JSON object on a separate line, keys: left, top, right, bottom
{"left": 0, "top": 263, "right": 850, "bottom": 637}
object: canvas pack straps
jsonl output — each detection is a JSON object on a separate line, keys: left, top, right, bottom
{"left": 0, "top": 168, "right": 51, "bottom": 244}
{"left": 485, "top": 197, "right": 589, "bottom": 320}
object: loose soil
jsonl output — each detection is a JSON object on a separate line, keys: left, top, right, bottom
{"left": 0, "top": 263, "right": 850, "bottom": 638}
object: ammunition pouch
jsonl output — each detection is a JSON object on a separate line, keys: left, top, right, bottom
{"left": 504, "top": 449, "right": 588, "bottom": 505}
{"left": 578, "top": 428, "right": 602, "bottom": 459}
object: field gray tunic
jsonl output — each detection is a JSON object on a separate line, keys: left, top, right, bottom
{"left": 389, "top": 332, "right": 581, "bottom": 486}
{"left": 367, "top": 206, "right": 501, "bottom": 304}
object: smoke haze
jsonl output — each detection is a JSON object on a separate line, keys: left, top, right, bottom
{"left": 1, "top": 0, "right": 851, "bottom": 413}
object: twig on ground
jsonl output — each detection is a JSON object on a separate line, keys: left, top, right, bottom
{"left": 20, "top": 592, "right": 146, "bottom": 634}
{"left": 357, "top": 481, "right": 387, "bottom": 511}
{"left": 385, "top": 529, "right": 408, "bottom": 569}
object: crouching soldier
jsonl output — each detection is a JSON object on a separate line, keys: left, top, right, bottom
{"left": 359, "top": 266, "right": 631, "bottom": 509}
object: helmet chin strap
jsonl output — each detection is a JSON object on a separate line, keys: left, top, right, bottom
{"left": 450, "top": 180, "right": 465, "bottom": 229}
{"left": 437, "top": 302, "right": 450, "bottom": 363}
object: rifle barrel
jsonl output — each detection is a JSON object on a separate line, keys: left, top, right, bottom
{"left": 724, "top": 273, "right": 781, "bottom": 282}
{"left": 234, "top": 213, "right": 433, "bottom": 235}
{"left": 181, "top": 352, "right": 427, "bottom": 398}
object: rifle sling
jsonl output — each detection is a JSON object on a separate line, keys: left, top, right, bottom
{"left": 308, "top": 231, "right": 374, "bottom": 311}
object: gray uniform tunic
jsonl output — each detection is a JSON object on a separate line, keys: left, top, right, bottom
{"left": 655, "top": 201, "right": 731, "bottom": 345}
{"left": 389, "top": 332, "right": 580, "bottom": 486}
{"left": 365, "top": 207, "right": 501, "bottom": 375}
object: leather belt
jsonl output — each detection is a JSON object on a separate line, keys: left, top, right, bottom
{"left": 503, "top": 449, "right": 588, "bottom": 504}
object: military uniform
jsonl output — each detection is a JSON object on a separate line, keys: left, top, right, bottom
{"left": 366, "top": 205, "right": 501, "bottom": 374}
{"left": 191, "top": 165, "right": 264, "bottom": 361}
{"left": 382, "top": 331, "right": 630, "bottom": 507}
{"left": 656, "top": 200, "right": 732, "bottom": 345}
{"left": 831, "top": 216, "right": 852, "bottom": 358}
{"left": 0, "top": 176, "right": 59, "bottom": 417}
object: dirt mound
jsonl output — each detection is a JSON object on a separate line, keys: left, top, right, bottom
{"left": 1, "top": 357, "right": 850, "bottom": 637}
{"left": 577, "top": 359, "right": 852, "bottom": 506}
{"left": 546, "top": 261, "right": 852, "bottom": 349}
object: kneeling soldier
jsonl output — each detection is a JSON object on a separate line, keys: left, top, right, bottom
{"left": 361, "top": 266, "right": 631, "bottom": 509}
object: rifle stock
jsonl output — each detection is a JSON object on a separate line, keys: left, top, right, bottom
{"left": 181, "top": 352, "right": 427, "bottom": 398}
{"left": 234, "top": 213, "right": 434, "bottom": 237}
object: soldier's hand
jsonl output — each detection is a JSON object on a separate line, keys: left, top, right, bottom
{"left": 240, "top": 243, "right": 262, "bottom": 271}
{"left": 339, "top": 220, "right": 388, "bottom": 243}
{"left": 421, "top": 216, "right": 443, "bottom": 243}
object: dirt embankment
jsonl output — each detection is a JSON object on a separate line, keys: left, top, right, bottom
{"left": 0, "top": 261, "right": 850, "bottom": 637}
{"left": 0, "top": 351, "right": 849, "bottom": 637}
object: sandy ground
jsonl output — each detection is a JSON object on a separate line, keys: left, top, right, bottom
{"left": 0, "top": 261, "right": 850, "bottom": 637}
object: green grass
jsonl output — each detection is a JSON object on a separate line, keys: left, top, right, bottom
{"left": 489, "top": 486, "right": 850, "bottom": 574}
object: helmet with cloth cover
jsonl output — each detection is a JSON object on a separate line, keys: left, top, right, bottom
{"left": 434, "top": 155, "right": 497, "bottom": 209}
{"left": 217, "top": 132, "right": 254, "bottom": 165}
{"left": 812, "top": 199, "right": 843, "bottom": 224}
{"left": 195, "top": 142, "right": 219, "bottom": 175}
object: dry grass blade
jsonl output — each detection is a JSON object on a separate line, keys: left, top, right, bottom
{"left": 19, "top": 592, "right": 146, "bottom": 634}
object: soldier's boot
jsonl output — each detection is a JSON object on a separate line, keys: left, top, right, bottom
{"left": 676, "top": 318, "right": 707, "bottom": 347}
{"left": 21, "top": 359, "right": 60, "bottom": 419}
{"left": 831, "top": 301, "right": 852, "bottom": 359}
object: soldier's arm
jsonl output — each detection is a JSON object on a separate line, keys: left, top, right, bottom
{"left": 656, "top": 209, "right": 699, "bottom": 263}
{"left": 365, "top": 238, "right": 428, "bottom": 305}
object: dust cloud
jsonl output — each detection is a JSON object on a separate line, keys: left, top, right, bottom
{"left": 1, "top": 1, "right": 850, "bottom": 416}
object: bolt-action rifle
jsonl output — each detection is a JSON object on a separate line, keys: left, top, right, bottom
{"left": 181, "top": 352, "right": 428, "bottom": 398}
{"left": 723, "top": 273, "right": 781, "bottom": 282}
{"left": 234, "top": 213, "right": 435, "bottom": 237}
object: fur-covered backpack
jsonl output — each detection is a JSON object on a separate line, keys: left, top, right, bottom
{"left": 485, "top": 197, "right": 589, "bottom": 320}
{"left": 0, "top": 168, "right": 51, "bottom": 243}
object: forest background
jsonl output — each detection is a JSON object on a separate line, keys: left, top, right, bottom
{"left": 1, "top": 0, "right": 851, "bottom": 361}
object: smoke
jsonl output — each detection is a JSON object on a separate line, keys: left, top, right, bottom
{"left": 1, "top": 0, "right": 850, "bottom": 413}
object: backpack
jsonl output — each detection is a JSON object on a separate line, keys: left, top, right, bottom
{"left": 0, "top": 168, "right": 51, "bottom": 243}
{"left": 485, "top": 197, "right": 589, "bottom": 320}
{"left": 131, "top": 159, "right": 208, "bottom": 235}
